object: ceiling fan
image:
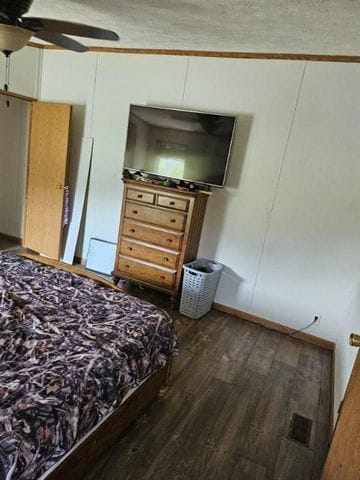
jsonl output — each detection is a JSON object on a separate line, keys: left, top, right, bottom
{"left": 0, "top": 0, "right": 119, "bottom": 55}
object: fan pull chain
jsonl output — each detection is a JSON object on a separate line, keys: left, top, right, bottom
{"left": 4, "top": 52, "right": 11, "bottom": 109}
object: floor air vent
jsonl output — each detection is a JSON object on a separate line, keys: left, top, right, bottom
{"left": 288, "top": 413, "right": 312, "bottom": 447}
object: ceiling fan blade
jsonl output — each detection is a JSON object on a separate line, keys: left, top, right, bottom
{"left": 0, "top": 0, "right": 33, "bottom": 19}
{"left": 34, "top": 31, "right": 88, "bottom": 52}
{"left": 23, "top": 17, "right": 119, "bottom": 41}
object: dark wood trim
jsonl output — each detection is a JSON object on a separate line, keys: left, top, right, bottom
{"left": 0, "top": 232, "right": 22, "bottom": 244}
{"left": 212, "top": 302, "right": 335, "bottom": 351}
{"left": 74, "top": 255, "right": 86, "bottom": 266}
{"left": 27, "top": 43, "right": 360, "bottom": 63}
{"left": 0, "top": 89, "right": 36, "bottom": 102}
{"left": 320, "top": 350, "right": 360, "bottom": 478}
{"left": 330, "top": 346, "right": 336, "bottom": 432}
{"left": 46, "top": 365, "right": 169, "bottom": 480}
{"left": 28, "top": 41, "right": 45, "bottom": 48}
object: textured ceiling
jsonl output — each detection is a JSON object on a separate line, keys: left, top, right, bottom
{"left": 27, "top": 0, "right": 360, "bottom": 55}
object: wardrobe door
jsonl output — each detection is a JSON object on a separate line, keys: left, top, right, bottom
{"left": 23, "top": 102, "right": 71, "bottom": 259}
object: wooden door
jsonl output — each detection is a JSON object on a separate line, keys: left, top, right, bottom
{"left": 321, "top": 350, "right": 360, "bottom": 479}
{"left": 23, "top": 102, "right": 71, "bottom": 259}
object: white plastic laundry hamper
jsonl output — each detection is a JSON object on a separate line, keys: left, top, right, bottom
{"left": 180, "top": 258, "right": 224, "bottom": 319}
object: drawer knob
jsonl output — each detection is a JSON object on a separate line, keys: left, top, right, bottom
{"left": 164, "top": 257, "right": 169, "bottom": 262}
{"left": 170, "top": 219, "right": 176, "bottom": 223}
{"left": 160, "top": 275, "right": 165, "bottom": 280}
{"left": 137, "top": 194, "right": 143, "bottom": 198}
{"left": 132, "top": 210, "right": 138, "bottom": 214}
{"left": 167, "top": 238, "right": 172, "bottom": 243}
{"left": 127, "top": 247, "right": 133, "bottom": 251}
{"left": 169, "top": 201, "right": 175, "bottom": 205}
{"left": 130, "top": 229, "right": 135, "bottom": 233}
{"left": 125, "top": 265, "right": 130, "bottom": 269}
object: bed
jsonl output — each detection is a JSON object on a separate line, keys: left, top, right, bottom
{"left": 0, "top": 252, "right": 178, "bottom": 480}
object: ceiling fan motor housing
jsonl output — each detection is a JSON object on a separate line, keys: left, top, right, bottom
{"left": 0, "top": 0, "right": 33, "bottom": 22}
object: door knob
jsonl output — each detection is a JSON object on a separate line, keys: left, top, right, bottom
{"left": 349, "top": 333, "right": 360, "bottom": 347}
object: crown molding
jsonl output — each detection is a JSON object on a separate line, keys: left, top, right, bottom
{"left": 26, "top": 42, "right": 360, "bottom": 63}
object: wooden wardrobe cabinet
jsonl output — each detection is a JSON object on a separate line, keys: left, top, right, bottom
{"left": 113, "top": 180, "right": 209, "bottom": 296}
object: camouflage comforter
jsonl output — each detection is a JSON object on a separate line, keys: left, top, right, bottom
{"left": 0, "top": 252, "right": 177, "bottom": 480}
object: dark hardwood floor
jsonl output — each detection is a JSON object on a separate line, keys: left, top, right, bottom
{"left": 84, "top": 287, "right": 332, "bottom": 480}
{"left": 0, "top": 235, "right": 19, "bottom": 251}
{"left": 0, "top": 250, "right": 332, "bottom": 478}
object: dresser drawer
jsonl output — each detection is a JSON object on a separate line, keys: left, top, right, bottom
{"left": 120, "top": 238, "right": 179, "bottom": 268}
{"left": 117, "top": 256, "right": 175, "bottom": 289}
{"left": 157, "top": 195, "right": 189, "bottom": 211}
{"left": 125, "top": 202, "right": 186, "bottom": 231}
{"left": 122, "top": 220, "right": 183, "bottom": 250}
{"left": 126, "top": 188, "right": 155, "bottom": 204}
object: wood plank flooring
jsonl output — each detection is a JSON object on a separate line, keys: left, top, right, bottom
{"left": 0, "top": 249, "right": 333, "bottom": 477}
{"left": 80, "top": 288, "right": 333, "bottom": 479}
{"left": 0, "top": 235, "right": 19, "bottom": 251}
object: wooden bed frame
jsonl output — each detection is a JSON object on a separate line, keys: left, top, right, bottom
{"left": 20, "top": 251, "right": 121, "bottom": 290}
{"left": 46, "top": 363, "right": 171, "bottom": 480}
{"left": 16, "top": 251, "right": 173, "bottom": 480}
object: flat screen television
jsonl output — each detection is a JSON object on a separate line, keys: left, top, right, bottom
{"left": 123, "top": 104, "right": 236, "bottom": 188}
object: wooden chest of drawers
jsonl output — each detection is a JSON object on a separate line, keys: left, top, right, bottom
{"left": 113, "top": 180, "right": 209, "bottom": 296}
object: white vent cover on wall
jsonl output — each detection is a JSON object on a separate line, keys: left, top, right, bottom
{"left": 86, "top": 238, "right": 117, "bottom": 275}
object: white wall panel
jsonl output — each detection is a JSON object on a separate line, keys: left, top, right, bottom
{"left": 40, "top": 51, "right": 98, "bottom": 138}
{"left": 82, "top": 54, "right": 188, "bottom": 255}
{"left": 0, "top": 46, "right": 41, "bottom": 98}
{"left": 251, "top": 63, "right": 360, "bottom": 342}
{"left": 0, "top": 98, "right": 29, "bottom": 237}
{"left": 183, "top": 57, "right": 305, "bottom": 310}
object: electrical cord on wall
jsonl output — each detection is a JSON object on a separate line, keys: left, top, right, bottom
{"left": 285, "top": 316, "right": 319, "bottom": 337}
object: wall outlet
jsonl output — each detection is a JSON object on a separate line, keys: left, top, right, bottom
{"left": 313, "top": 315, "right": 321, "bottom": 325}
